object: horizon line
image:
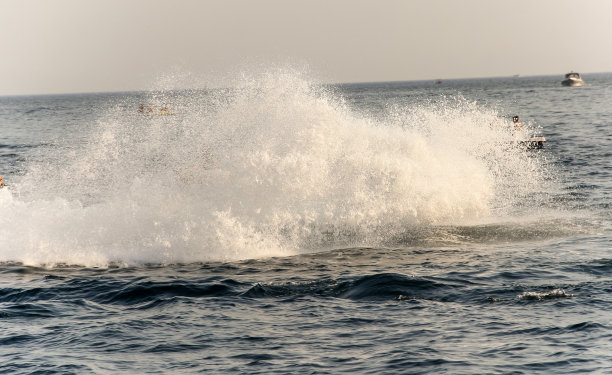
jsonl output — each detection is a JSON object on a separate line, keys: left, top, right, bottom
{"left": 2, "top": 71, "right": 610, "bottom": 98}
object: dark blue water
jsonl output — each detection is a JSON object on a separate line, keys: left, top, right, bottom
{"left": 1, "top": 72, "right": 611, "bottom": 374}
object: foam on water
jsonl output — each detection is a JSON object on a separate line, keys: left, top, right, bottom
{"left": 0, "top": 70, "right": 557, "bottom": 266}
{"left": 518, "top": 289, "right": 574, "bottom": 301}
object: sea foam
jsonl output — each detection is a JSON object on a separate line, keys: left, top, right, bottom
{"left": 0, "top": 70, "right": 551, "bottom": 266}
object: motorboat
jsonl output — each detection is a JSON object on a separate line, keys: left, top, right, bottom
{"left": 523, "top": 136, "right": 546, "bottom": 149}
{"left": 511, "top": 115, "right": 546, "bottom": 149}
{"left": 561, "top": 72, "right": 584, "bottom": 86}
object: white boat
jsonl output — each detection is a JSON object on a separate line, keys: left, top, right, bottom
{"left": 561, "top": 72, "right": 584, "bottom": 87}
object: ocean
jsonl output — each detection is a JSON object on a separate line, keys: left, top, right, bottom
{"left": 0, "top": 71, "right": 611, "bottom": 374}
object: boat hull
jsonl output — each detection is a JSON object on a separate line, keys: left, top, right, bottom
{"left": 562, "top": 78, "right": 584, "bottom": 87}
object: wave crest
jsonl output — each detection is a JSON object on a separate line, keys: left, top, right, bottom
{"left": 1, "top": 69, "right": 553, "bottom": 266}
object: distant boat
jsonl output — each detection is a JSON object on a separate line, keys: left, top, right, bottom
{"left": 561, "top": 72, "right": 584, "bottom": 87}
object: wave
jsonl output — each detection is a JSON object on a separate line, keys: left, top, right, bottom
{"left": 0, "top": 69, "right": 564, "bottom": 266}
{"left": 0, "top": 270, "right": 588, "bottom": 308}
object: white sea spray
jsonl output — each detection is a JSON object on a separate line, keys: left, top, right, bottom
{"left": 0, "top": 70, "right": 553, "bottom": 266}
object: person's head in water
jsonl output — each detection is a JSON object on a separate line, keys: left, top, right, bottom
{"left": 513, "top": 115, "right": 519, "bottom": 123}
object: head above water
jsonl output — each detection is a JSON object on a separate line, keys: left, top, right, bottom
{"left": 513, "top": 116, "right": 519, "bottom": 123}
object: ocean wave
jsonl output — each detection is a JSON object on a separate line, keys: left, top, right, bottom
{"left": 242, "top": 273, "right": 466, "bottom": 302}
{"left": 0, "top": 69, "right": 560, "bottom": 266}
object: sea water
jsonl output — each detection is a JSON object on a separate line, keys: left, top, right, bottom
{"left": 0, "top": 70, "right": 611, "bottom": 374}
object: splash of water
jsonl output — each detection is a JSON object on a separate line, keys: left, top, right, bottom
{"left": 0, "top": 70, "right": 554, "bottom": 266}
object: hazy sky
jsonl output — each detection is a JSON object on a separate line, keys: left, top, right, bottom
{"left": 1, "top": 0, "right": 611, "bottom": 95}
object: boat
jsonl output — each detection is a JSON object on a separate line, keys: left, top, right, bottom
{"left": 511, "top": 115, "right": 546, "bottom": 149}
{"left": 561, "top": 72, "right": 584, "bottom": 86}
{"left": 523, "top": 136, "right": 546, "bottom": 149}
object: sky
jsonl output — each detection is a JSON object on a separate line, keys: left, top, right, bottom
{"left": 1, "top": 0, "right": 611, "bottom": 95}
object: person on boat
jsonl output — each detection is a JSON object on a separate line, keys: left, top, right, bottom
{"left": 512, "top": 115, "right": 524, "bottom": 130}
{"left": 159, "top": 106, "right": 170, "bottom": 115}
